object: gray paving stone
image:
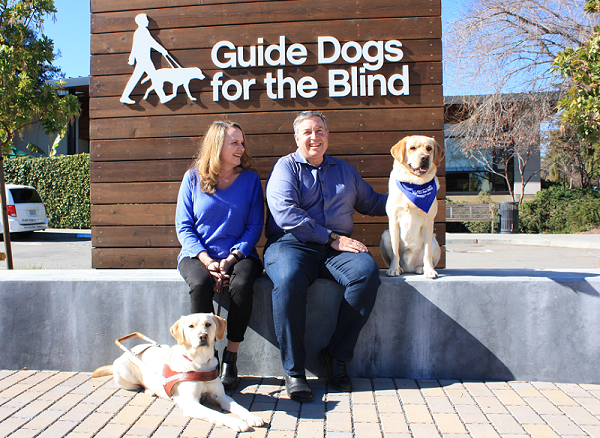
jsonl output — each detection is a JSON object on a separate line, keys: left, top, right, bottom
{"left": 1, "top": 371, "right": 600, "bottom": 437}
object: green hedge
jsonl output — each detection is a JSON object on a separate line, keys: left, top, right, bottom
{"left": 519, "top": 186, "right": 600, "bottom": 234}
{"left": 3, "top": 154, "right": 90, "bottom": 229}
{"left": 448, "top": 187, "right": 600, "bottom": 234}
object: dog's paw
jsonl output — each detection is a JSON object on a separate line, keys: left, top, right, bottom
{"left": 242, "top": 413, "right": 265, "bottom": 428}
{"left": 224, "top": 417, "right": 252, "bottom": 432}
{"left": 386, "top": 267, "right": 403, "bottom": 277}
{"left": 423, "top": 268, "right": 438, "bottom": 279}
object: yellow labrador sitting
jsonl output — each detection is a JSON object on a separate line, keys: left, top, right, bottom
{"left": 380, "top": 136, "right": 444, "bottom": 278}
{"left": 92, "top": 313, "right": 264, "bottom": 432}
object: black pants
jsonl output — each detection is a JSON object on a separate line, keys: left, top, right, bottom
{"left": 178, "top": 256, "right": 263, "bottom": 343}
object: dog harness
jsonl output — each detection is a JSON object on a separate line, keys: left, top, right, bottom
{"left": 396, "top": 179, "right": 437, "bottom": 213}
{"left": 162, "top": 355, "right": 219, "bottom": 398}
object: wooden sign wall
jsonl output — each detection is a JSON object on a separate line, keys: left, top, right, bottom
{"left": 89, "top": 0, "right": 445, "bottom": 269}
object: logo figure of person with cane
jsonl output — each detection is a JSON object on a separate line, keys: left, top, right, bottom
{"left": 120, "top": 14, "right": 205, "bottom": 105}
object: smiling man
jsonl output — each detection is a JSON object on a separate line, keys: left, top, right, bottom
{"left": 264, "top": 111, "right": 388, "bottom": 402}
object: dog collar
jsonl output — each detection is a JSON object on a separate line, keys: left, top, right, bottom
{"left": 162, "top": 360, "right": 219, "bottom": 398}
{"left": 396, "top": 179, "right": 437, "bottom": 213}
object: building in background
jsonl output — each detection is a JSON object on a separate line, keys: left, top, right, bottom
{"left": 12, "top": 77, "right": 90, "bottom": 156}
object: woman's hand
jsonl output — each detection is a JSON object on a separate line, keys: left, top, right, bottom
{"left": 206, "top": 260, "right": 225, "bottom": 291}
{"left": 199, "top": 252, "right": 240, "bottom": 291}
{"left": 217, "top": 258, "right": 234, "bottom": 288}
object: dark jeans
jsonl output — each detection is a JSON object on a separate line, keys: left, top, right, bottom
{"left": 178, "top": 256, "right": 263, "bottom": 343}
{"left": 263, "top": 233, "right": 380, "bottom": 377}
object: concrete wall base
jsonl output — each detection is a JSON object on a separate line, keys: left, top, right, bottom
{"left": 1, "top": 269, "right": 599, "bottom": 383}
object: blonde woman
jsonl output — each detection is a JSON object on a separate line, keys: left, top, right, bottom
{"left": 176, "top": 121, "right": 264, "bottom": 389}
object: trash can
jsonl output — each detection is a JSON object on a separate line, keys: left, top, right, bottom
{"left": 498, "top": 201, "right": 519, "bottom": 234}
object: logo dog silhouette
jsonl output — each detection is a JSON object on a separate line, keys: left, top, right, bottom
{"left": 142, "top": 66, "right": 205, "bottom": 103}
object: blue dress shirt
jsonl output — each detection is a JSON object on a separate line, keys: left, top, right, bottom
{"left": 265, "top": 151, "right": 387, "bottom": 244}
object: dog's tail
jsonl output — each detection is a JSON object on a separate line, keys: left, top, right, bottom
{"left": 91, "top": 365, "right": 113, "bottom": 378}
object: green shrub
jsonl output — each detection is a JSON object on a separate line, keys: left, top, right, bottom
{"left": 519, "top": 186, "right": 600, "bottom": 234}
{"left": 3, "top": 154, "right": 90, "bottom": 229}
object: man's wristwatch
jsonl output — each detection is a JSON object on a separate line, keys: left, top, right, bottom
{"left": 326, "top": 232, "right": 338, "bottom": 246}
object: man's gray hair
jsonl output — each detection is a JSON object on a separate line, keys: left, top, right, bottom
{"left": 293, "top": 111, "right": 328, "bottom": 134}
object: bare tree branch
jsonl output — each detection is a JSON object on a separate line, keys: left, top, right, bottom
{"left": 445, "top": 0, "right": 599, "bottom": 94}
{"left": 446, "top": 92, "right": 558, "bottom": 202}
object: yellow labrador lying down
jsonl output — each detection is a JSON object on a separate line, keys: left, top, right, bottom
{"left": 92, "top": 313, "right": 264, "bottom": 432}
{"left": 380, "top": 135, "right": 444, "bottom": 278}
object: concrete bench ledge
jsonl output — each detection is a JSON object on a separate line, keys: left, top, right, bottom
{"left": 1, "top": 269, "right": 599, "bottom": 384}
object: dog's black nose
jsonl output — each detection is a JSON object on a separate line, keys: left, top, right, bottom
{"left": 419, "top": 155, "right": 430, "bottom": 165}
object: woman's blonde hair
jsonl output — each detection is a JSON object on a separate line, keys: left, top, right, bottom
{"left": 192, "top": 121, "right": 252, "bottom": 194}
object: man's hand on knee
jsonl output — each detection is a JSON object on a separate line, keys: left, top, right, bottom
{"left": 331, "top": 236, "right": 368, "bottom": 254}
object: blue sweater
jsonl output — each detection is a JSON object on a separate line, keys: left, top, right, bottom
{"left": 176, "top": 168, "right": 264, "bottom": 265}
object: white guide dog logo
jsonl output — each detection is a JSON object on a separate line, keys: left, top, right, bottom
{"left": 120, "top": 14, "right": 205, "bottom": 105}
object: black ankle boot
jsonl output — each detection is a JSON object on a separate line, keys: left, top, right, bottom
{"left": 221, "top": 348, "right": 239, "bottom": 389}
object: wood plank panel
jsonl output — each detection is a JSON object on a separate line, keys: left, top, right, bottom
{"left": 91, "top": 159, "right": 190, "bottom": 183}
{"left": 90, "top": 150, "right": 445, "bottom": 185}
{"left": 90, "top": 108, "right": 445, "bottom": 140}
{"left": 92, "top": 247, "right": 180, "bottom": 268}
{"left": 89, "top": 205, "right": 446, "bottom": 234}
{"left": 91, "top": 245, "right": 446, "bottom": 270}
{"left": 90, "top": 154, "right": 402, "bottom": 183}
{"left": 91, "top": 225, "right": 446, "bottom": 269}
{"left": 90, "top": 83, "right": 443, "bottom": 117}
{"left": 92, "top": 0, "right": 440, "bottom": 31}
{"left": 91, "top": 0, "right": 279, "bottom": 14}
{"left": 89, "top": 176, "right": 445, "bottom": 205}
{"left": 91, "top": 39, "right": 442, "bottom": 76}
{"left": 90, "top": 131, "right": 444, "bottom": 161}
{"left": 93, "top": 225, "right": 179, "bottom": 247}
{"left": 90, "top": 63, "right": 442, "bottom": 99}
{"left": 92, "top": 204, "right": 176, "bottom": 226}
{"left": 91, "top": 181, "right": 182, "bottom": 204}
{"left": 92, "top": 221, "right": 445, "bottom": 249}
{"left": 91, "top": 18, "right": 441, "bottom": 54}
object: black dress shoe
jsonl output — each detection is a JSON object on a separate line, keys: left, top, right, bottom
{"left": 318, "top": 348, "right": 352, "bottom": 392}
{"left": 284, "top": 375, "right": 314, "bottom": 402}
{"left": 221, "top": 348, "right": 239, "bottom": 390}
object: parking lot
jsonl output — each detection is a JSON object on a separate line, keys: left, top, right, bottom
{"left": 3, "top": 229, "right": 600, "bottom": 270}
{"left": 3, "top": 229, "right": 92, "bottom": 269}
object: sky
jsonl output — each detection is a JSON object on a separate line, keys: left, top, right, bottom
{"left": 43, "top": 0, "right": 91, "bottom": 79}
{"left": 42, "top": 0, "right": 464, "bottom": 90}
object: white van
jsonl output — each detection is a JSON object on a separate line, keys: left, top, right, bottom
{"left": 0, "top": 184, "right": 49, "bottom": 236}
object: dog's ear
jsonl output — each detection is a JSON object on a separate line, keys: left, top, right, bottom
{"left": 432, "top": 138, "right": 445, "bottom": 167}
{"left": 391, "top": 137, "right": 408, "bottom": 163}
{"left": 170, "top": 316, "right": 186, "bottom": 345}
{"left": 212, "top": 315, "right": 227, "bottom": 341}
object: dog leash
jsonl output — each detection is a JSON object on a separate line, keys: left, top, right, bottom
{"left": 209, "top": 264, "right": 226, "bottom": 316}
{"left": 164, "top": 52, "right": 182, "bottom": 69}
{"left": 115, "top": 332, "right": 167, "bottom": 386}
{"left": 216, "top": 285, "right": 228, "bottom": 316}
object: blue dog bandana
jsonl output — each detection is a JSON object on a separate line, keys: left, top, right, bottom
{"left": 396, "top": 179, "right": 437, "bottom": 213}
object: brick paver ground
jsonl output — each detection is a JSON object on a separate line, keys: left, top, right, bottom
{"left": 1, "top": 369, "right": 599, "bottom": 438}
